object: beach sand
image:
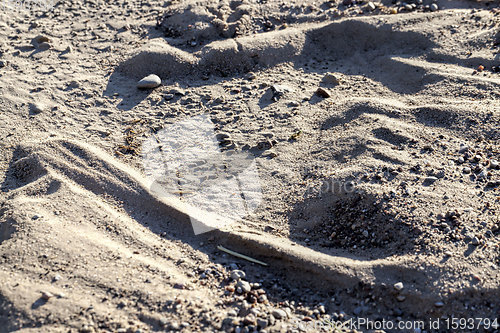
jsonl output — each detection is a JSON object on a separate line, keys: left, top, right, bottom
{"left": 0, "top": 0, "right": 499, "bottom": 331}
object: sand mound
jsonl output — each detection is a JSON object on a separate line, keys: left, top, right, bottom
{"left": 2, "top": 137, "right": 498, "bottom": 328}
{"left": 119, "top": 10, "right": 499, "bottom": 97}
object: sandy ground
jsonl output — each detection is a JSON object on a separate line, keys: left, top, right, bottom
{"left": 0, "top": 0, "right": 499, "bottom": 332}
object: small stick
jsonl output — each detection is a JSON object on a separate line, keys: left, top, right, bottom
{"left": 217, "top": 245, "right": 268, "bottom": 266}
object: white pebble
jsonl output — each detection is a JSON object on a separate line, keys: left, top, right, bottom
{"left": 272, "top": 308, "right": 287, "bottom": 319}
{"left": 137, "top": 74, "right": 161, "bottom": 89}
